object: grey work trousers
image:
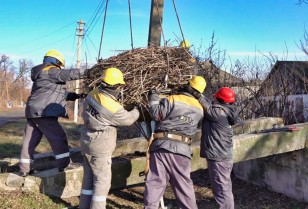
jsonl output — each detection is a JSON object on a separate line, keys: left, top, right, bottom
{"left": 144, "top": 151, "right": 198, "bottom": 209}
{"left": 79, "top": 154, "right": 112, "bottom": 209}
{"left": 19, "top": 117, "right": 70, "bottom": 173}
{"left": 207, "top": 159, "right": 234, "bottom": 209}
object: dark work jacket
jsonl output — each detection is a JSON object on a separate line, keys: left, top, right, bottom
{"left": 25, "top": 63, "right": 82, "bottom": 118}
{"left": 198, "top": 96, "right": 238, "bottom": 161}
{"left": 148, "top": 91, "right": 204, "bottom": 159}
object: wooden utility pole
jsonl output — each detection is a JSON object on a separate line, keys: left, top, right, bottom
{"left": 148, "top": 0, "right": 165, "bottom": 47}
{"left": 73, "top": 20, "right": 84, "bottom": 123}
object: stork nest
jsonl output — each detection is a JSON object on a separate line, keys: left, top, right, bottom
{"left": 83, "top": 46, "right": 198, "bottom": 108}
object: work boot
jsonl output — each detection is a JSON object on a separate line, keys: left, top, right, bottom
{"left": 19, "top": 172, "right": 28, "bottom": 177}
{"left": 59, "top": 162, "right": 81, "bottom": 172}
{"left": 19, "top": 169, "right": 38, "bottom": 177}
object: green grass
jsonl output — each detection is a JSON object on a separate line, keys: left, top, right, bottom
{"left": 0, "top": 118, "right": 83, "bottom": 158}
{"left": 0, "top": 191, "right": 75, "bottom": 209}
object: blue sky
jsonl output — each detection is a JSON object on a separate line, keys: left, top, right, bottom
{"left": 1, "top": 0, "right": 307, "bottom": 68}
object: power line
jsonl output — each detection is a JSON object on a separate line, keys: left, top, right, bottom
{"left": 84, "top": 0, "right": 106, "bottom": 37}
{"left": 6, "top": 22, "right": 75, "bottom": 49}
{"left": 84, "top": 35, "right": 98, "bottom": 63}
{"left": 29, "top": 34, "right": 75, "bottom": 52}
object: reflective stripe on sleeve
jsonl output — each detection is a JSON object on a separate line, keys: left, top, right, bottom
{"left": 20, "top": 158, "right": 32, "bottom": 163}
{"left": 92, "top": 195, "right": 107, "bottom": 202}
{"left": 81, "top": 189, "right": 93, "bottom": 195}
{"left": 55, "top": 152, "right": 70, "bottom": 159}
{"left": 149, "top": 100, "right": 159, "bottom": 106}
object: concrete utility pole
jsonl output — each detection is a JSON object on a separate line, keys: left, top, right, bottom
{"left": 148, "top": 0, "right": 165, "bottom": 47}
{"left": 148, "top": 3, "right": 168, "bottom": 209}
{"left": 73, "top": 20, "right": 84, "bottom": 123}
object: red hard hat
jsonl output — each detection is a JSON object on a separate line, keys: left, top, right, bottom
{"left": 214, "top": 87, "right": 235, "bottom": 103}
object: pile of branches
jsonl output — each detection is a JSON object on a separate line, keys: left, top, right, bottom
{"left": 83, "top": 46, "right": 197, "bottom": 108}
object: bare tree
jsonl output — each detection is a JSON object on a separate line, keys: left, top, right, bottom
{"left": 297, "top": 0, "right": 308, "bottom": 5}
{"left": 299, "top": 29, "right": 308, "bottom": 56}
{"left": 0, "top": 55, "right": 15, "bottom": 107}
{"left": 230, "top": 56, "right": 275, "bottom": 120}
{"left": 13, "top": 59, "right": 33, "bottom": 106}
{"left": 192, "top": 32, "right": 233, "bottom": 96}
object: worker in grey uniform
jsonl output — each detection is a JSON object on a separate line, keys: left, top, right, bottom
{"left": 79, "top": 67, "right": 140, "bottom": 209}
{"left": 198, "top": 87, "right": 239, "bottom": 209}
{"left": 144, "top": 76, "right": 207, "bottom": 209}
{"left": 19, "top": 49, "right": 86, "bottom": 177}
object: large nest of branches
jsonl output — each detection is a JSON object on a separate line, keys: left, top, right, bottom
{"left": 84, "top": 46, "right": 197, "bottom": 108}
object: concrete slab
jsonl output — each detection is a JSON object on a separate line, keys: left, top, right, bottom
{"left": 5, "top": 173, "right": 25, "bottom": 187}
{"left": 0, "top": 117, "right": 284, "bottom": 171}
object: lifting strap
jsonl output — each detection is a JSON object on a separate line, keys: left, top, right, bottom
{"left": 98, "top": 0, "right": 109, "bottom": 60}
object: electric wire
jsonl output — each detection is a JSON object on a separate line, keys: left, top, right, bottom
{"left": 85, "top": 33, "right": 99, "bottom": 54}
{"left": 81, "top": 0, "right": 106, "bottom": 63}
{"left": 29, "top": 34, "right": 74, "bottom": 52}
{"left": 83, "top": 0, "right": 106, "bottom": 39}
{"left": 5, "top": 21, "right": 75, "bottom": 49}
{"left": 84, "top": 0, "right": 105, "bottom": 34}
{"left": 68, "top": 31, "right": 77, "bottom": 67}
{"left": 84, "top": 36, "right": 98, "bottom": 65}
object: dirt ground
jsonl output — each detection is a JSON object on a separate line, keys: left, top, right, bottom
{"left": 1, "top": 168, "right": 306, "bottom": 209}
{"left": 54, "top": 169, "right": 307, "bottom": 209}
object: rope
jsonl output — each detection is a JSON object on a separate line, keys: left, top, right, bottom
{"left": 98, "top": 0, "right": 109, "bottom": 60}
{"left": 128, "top": 0, "right": 134, "bottom": 50}
{"left": 172, "top": 0, "right": 185, "bottom": 43}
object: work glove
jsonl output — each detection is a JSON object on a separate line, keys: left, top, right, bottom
{"left": 147, "top": 89, "right": 160, "bottom": 107}
{"left": 79, "top": 93, "right": 87, "bottom": 99}
{"left": 66, "top": 92, "right": 80, "bottom": 101}
{"left": 133, "top": 103, "right": 143, "bottom": 111}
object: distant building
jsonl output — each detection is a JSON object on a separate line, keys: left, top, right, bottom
{"left": 261, "top": 61, "right": 308, "bottom": 96}
{"left": 259, "top": 61, "right": 308, "bottom": 123}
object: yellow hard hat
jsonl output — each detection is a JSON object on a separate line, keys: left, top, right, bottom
{"left": 44, "top": 49, "right": 65, "bottom": 67}
{"left": 102, "top": 67, "right": 125, "bottom": 85}
{"left": 180, "top": 39, "right": 190, "bottom": 48}
{"left": 189, "top": 76, "right": 206, "bottom": 93}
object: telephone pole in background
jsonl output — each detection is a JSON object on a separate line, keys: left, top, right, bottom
{"left": 74, "top": 20, "right": 84, "bottom": 123}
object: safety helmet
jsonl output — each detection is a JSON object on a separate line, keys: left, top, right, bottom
{"left": 102, "top": 67, "right": 125, "bottom": 86}
{"left": 189, "top": 76, "right": 206, "bottom": 93}
{"left": 44, "top": 49, "right": 65, "bottom": 67}
{"left": 180, "top": 39, "right": 190, "bottom": 48}
{"left": 214, "top": 87, "right": 235, "bottom": 103}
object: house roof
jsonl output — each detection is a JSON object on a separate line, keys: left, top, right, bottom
{"left": 261, "top": 60, "right": 308, "bottom": 95}
{"left": 270, "top": 61, "right": 308, "bottom": 79}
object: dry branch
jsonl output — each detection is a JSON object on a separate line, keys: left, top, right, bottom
{"left": 83, "top": 46, "right": 197, "bottom": 108}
